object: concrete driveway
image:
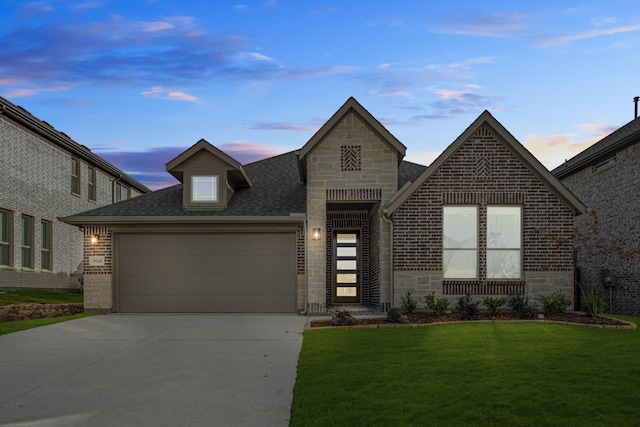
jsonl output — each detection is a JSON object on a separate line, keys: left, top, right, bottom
{"left": 0, "top": 314, "right": 307, "bottom": 427}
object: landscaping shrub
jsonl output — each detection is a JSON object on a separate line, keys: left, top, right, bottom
{"left": 330, "top": 308, "right": 356, "bottom": 326}
{"left": 581, "top": 294, "right": 607, "bottom": 318}
{"left": 508, "top": 294, "right": 538, "bottom": 319}
{"left": 386, "top": 308, "right": 406, "bottom": 324}
{"left": 482, "top": 296, "right": 507, "bottom": 316}
{"left": 424, "top": 292, "right": 449, "bottom": 315}
{"left": 538, "top": 291, "right": 572, "bottom": 314}
{"left": 400, "top": 289, "right": 418, "bottom": 314}
{"left": 455, "top": 294, "right": 480, "bottom": 320}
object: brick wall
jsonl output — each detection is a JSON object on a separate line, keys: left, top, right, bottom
{"left": 560, "top": 142, "right": 640, "bottom": 316}
{"left": 0, "top": 115, "right": 142, "bottom": 290}
{"left": 392, "top": 125, "right": 576, "bottom": 307}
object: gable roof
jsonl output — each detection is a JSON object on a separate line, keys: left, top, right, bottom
{"left": 552, "top": 116, "right": 640, "bottom": 179}
{"left": 385, "top": 110, "right": 586, "bottom": 216}
{"left": 0, "top": 95, "right": 150, "bottom": 194}
{"left": 296, "top": 97, "right": 407, "bottom": 182}
{"left": 166, "top": 139, "right": 252, "bottom": 187}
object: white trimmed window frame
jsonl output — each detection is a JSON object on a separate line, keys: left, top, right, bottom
{"left": 191, "top": 175, "right": 219, "bottom": 203}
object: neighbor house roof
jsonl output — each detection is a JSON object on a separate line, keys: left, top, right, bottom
{"left": 0, "top": 95, "right": 150, "bottom": 194}
{"left": 552, "top": 115, "right": 640, "bottom": 179}
{"left": 385, "top": 110, "right": 587, "bottom": 216}
{"left": 296, "top": 97, "right": 407, "bottom": 182}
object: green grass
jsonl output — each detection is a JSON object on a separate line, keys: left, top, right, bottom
{"left": 0, "top": 289, "right": 83, "bottom": 305}
{"left": 291, "top": 318, "right": 640, "bottom": 427}
{"left": 0, "top": 312, "right": 96, "bottom": 336}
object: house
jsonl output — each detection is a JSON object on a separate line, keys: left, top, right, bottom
{"left": 0, "top": 96, "right": 149, "bottom": 291}
{"left": 61, "top": 97, "right": 585, "bottom": 313}
{"left": 553, "top": 113, "right": 640, "bottom": 316}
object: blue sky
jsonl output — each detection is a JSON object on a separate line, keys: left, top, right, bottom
{"left": 2, "top": 0, "right": 639, "bottom": 189}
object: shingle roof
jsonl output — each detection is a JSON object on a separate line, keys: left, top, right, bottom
{"left": 553, "top": 116, "right": 640, "bottom": 179}
{"left": 61, "top": 149, "right": 428, "bottom": 222}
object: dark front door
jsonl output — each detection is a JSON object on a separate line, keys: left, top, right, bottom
{"left": 333, "top": 231, "right": 360, "bottom": 303}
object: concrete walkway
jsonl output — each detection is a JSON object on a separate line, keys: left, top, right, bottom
{"left": 0, "top": 314, "right": 307, "bottom": 427}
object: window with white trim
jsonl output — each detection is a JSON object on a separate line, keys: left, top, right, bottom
{"left": 192, "top": 176, "right": 218, "bottom": 202}
{"left": 487, "top": 206, "right": 522, "bottom": 279}
{"left": 443, "top": 206, "right": 478, "bottom": 279}
{"left": 41, "top": 220, "right": 52, "bottom": 270}
{"left": 115, "top": 182, "right": 130, "bottom": 202}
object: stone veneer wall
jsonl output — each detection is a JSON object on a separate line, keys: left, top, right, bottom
{"left": 559, "top": 142, "right": 640, "bottom": 316}
{"left": 306, "top": 111, "right": 397, "bottom": 313}
{"left": 0, "top": 303, "right": 83, "bottom": 322}
{"left": 392, "top": 125, "right": 576, "bottom": 309}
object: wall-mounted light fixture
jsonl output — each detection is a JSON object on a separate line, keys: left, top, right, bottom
{"left": 90, "top": 235, "right": 99, "bottom": 245}
{"left": 312, "top": 228, "right": 321, "bottom": 240}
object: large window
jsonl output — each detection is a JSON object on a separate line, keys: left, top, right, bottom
{"left": 443, "top": 206, "right": 478, "bottom": 279}
{"left": 0, "top": 209, "right": 11, "bottom": 266}
{"left": 115, "top": 182, "right": 130, "bottom": 202}
{"left": 21, "top": 215, "right": 33, "bottom": 269}
{"left": 71, "top": 158, "right": 80, "bottom": 195}
{"left": 487, "top": 206, "right": 521, "bottom": 279}
{"left": 192, "top": 176, "right": 218, "bottom": 202}
{"left": 41, "top": 220, "right": 52, "bottom": 270}
{"left": 88, "top": 166, "right": 96, "bottom": 201}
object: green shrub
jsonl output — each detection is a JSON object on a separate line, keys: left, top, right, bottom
{"left": 424, "top": 292, "right": 450, "bottom": 315}
{"left": 507, "top": 294, "right": 538, "bottom": 319}
{"left": 482, "top": 296, "right": 507, "bottom": 316}
{"left": 455, "top": 294, "right": 480, "bottom": 320}
{"left": 538, "top": 291, "right": 572, "bottom": 314}
{"left": 330, "top": 308, "right": 356, "bottom": 326}
{"left": 400, "top": 289, "right": 418, "bottom": 314}
{"left": 386, "top": 308, "right": 406, "bottom": 324}
{"left": 581, "top": 294, "right": 607, "bottom": 318}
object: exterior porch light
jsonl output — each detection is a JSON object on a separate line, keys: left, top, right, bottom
{"left": 312, "top": 228, "right": 321, "bottom": 240}
{"left": 90, "top": 235, "right": 99, "bottom": 245}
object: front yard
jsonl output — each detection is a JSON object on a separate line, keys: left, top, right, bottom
{"left": 291, "top": 316, "right": 640, "bottom": 426}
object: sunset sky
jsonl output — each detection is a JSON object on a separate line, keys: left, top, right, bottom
{"left": 2, "top": 0, "right": 639, "bottom": 189}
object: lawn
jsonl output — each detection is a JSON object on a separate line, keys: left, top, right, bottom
{"left": 0, "top": 289, "right": 83, "bottom": 305}
{"left": 291, "top": 316, "right": 640, "bottom": 427}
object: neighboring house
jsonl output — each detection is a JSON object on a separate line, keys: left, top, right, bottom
{"left": 553, "top": 115, "right": 640, "bottom": 316}
{"left": 0, "top": 96, "right": 150, "bottom": 290}
{"left": 61, "top": 97, "right": 585, "bottom": 313}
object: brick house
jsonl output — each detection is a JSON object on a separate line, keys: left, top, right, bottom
{"left": 553, "top": 115, "right": 640, "bottom": 315}
{"left": 61, "top": 97, "right": 584, "bottom": 313}
{"left": 0, "top": 96, "right": 149, "bottom": 290}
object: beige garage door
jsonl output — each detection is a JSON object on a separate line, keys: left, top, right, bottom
{"left": 116, "top": 232, "right": 297, "bottom": 313}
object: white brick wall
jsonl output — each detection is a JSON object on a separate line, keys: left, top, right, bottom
{"left": 0, "top": 115, "right": 142, "bottom": 289}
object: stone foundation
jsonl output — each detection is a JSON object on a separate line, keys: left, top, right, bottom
{"left": 0, "top": 303, "right": 84, "bottom": 323}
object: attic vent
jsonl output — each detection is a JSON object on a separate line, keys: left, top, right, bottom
{"left": 341, "top": 145, "right": 361, "bottom": 171}
{"left": 476, "top": 156, "right": 491, "bottom": 180}
{"left": 327, "top": 188, "right": 382, "bottom": 201}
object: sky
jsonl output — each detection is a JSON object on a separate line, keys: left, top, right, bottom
{"left": 2, "top": 0, "right": 639, "bottom": 190}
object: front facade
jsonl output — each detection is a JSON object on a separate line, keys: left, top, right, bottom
{"left": 0, "top": 96, "right": 149, "bottom": 290}
{"left": 553, "top": 115, "right": 640, "bottom": 315}
{"left": 62, "top": 98, "right": 584, "bottom": 313}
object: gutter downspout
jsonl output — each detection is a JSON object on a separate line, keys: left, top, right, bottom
{"left": 381, "top": 208, "right": 394, "bottom": 310}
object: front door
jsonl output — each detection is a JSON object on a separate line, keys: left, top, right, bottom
{"left": 333, "top": 231, "right": 360, "bottom": 303}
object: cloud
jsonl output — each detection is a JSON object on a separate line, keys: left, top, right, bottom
{"left": 141, "top": 87, "right": 198, "bottom": 102}
{"left": 535, "top": 24, "right": 640, "bottom": 47}
{"left": 217, "top": 140, "right": 284, "bottom": 163}
{"left": 435, "top": 12, "right": 525, "bottom": 37}
{"left": 72, "top": 1, "right": 104, "bottom": 12}
{"left": 247, "top": 122, "right": 318, "bottom": 131}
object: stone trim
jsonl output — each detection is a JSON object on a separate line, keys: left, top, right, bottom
{"left": 443, "top": 280, "right": 525, "bottom": 295}
{"left": 326, "top": 188, "right": 382, "bottom": 201}
{"left": 0, "top": 302, "right": 83, "bottom": 322}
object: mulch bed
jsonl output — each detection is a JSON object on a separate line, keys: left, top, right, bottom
{"left": 309, "top": 312, "right": 633, "bottom": 328}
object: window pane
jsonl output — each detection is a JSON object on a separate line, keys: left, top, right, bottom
{"left": 41, "top": 221, "right": 50, "bottom": 250}
{"left": 336, "top": 273, "right": 357, "bottom": 284}
{"left": 41, "top": 250, "right": 50, "bottom": 270}
{"left": 192, "top": 176, "right": 218, "bottom": 202}
{"left": 487, "top": 250, "right": 521, "bottom": 279}
{"left": 336, "top": 233, "right": 357, "bottom": 244}
{"left": 443, "top": 206, "right": 477, "bottom": 248}
{"left": 336, "top": 260, "right": 357, "bottom": 270}
{"left": 487, "top": 206, "right": 521, "bottom": 248}
{"left": 22, "top": 217, "right": 31, "bottom": 246}
{"left": 336, "top": 287, "right": 357, "bottom": 297}
{"left": 0, "top": 210, "right": 7, "bottom": 243}
{"left": 443, "top": 249, "right": 477, "bottom": 279}
{"left": 336, "top": 247, "right": 356, "bottom": 257}
{"left": 0, "top": 245, "right": 8, "bottom": 266}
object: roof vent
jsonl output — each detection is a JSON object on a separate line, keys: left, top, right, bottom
{"left": 635, "top": 96, "right": 639, "bottom": 119}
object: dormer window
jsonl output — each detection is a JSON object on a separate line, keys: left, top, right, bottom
{"left": 192, "top": 175, "right": 219, "bottom": 202}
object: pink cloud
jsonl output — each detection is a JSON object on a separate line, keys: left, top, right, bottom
{"left": 141, "top": 87, "right": 198, "bottom": 102}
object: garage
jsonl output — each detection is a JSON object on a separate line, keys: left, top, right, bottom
{"left": 115, "top": 232, "right": 297, "bottom": 313}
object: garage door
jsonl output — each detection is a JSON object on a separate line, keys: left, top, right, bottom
{"left": 116, "top": 232, "right": 297, "bottom": 313}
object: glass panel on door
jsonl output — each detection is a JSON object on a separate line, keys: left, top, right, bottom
{"left": 334, "top": 232, "right": 360, "bottom": 303}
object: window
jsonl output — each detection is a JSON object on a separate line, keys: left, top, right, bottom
{"left": 487, "top": 206, "right": 521, "bottom": 279}
{"left": 88, "top": 166, "right": 96, "bottom": 201}
{"left": 192, "top": 176, "right": 218, "bottom": 202}
{"left": 21, "top": 215, "right": 33, "bottom": 269}
{"left": 443, "top": 206, "right": 478, "bottom": 279}
{"left": 71, "top": 158, "right": 80, "bottom": 195}
{"left": 41, "top": 220, "right": 52, "bottom": 270}
{"left": 0, "top": 209, "right": 11, "bottom": 267}
{"left": 115, "top": 182, "right": 130, "bottom": 202}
